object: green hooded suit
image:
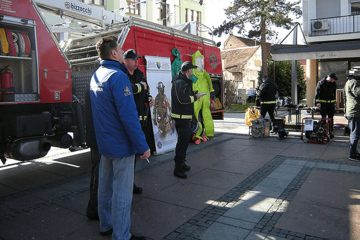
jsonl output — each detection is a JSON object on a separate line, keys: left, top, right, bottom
{"left": 192, "top": 51, "right": 214, "bottom": 139}
{"left": 171, "top": 48, "right": 183, "bottom": 78}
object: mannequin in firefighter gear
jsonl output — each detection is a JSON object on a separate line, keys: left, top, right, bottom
{"left": 191, "top": 51, "right": 215, "bottom": 144}
{"left": 153, "top": 81, "right": 172, "bottom": 139}
{"left": 315, "top": 72, "right": 338, "bottom": 138}
{"left": 124, "top": 49, "right": 155, "bottom": 194}
{"left": 171, "top": 61, "right": 204, "bottom": 178}
{"left": 257, "top": 75, "right": 277, "bottom": 130}
{"left": 171, "top": 47, "right": 183, "bottom": 78}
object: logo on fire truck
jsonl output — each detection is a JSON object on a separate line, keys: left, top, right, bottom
{"left": 65, "top": 2, "right": 92, "bottom": 15}
{"left": 156, "top": 62, "right": 161, "bottom": 69}
{"left": 209, "top": 53, "right": 217, "bottom": 69}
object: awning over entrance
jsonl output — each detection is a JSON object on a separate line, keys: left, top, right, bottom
{"left": 271, "top": 41, "right": 360, "bottom": 61}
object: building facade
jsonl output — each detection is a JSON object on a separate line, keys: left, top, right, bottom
{"left": 221, "top": 35, "right": 270, "bottom": 89}
{"left": 272, "top": 0, "right": 360, "bottom": 108}
{"left": 44, "top": 0, "right": 206, "bottom": 40}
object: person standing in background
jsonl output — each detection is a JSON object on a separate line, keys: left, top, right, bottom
{"left": 124, "top": 49, "right": 155, "bottom": 194}
{"left": 171, "top": 61, "right": 203, "bottom": 179}
{"left": 344, "top": 67, "right": 360, "bottom": 161}
{"left": 257, "top": 75, "right": 277, "bottom": 131}
{"left": 315, "top": 72, "right": 338, "bottom": 138}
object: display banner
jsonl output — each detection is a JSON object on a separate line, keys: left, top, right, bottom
{"left": 145, "top": 56, "right": 177, "bottom": 155}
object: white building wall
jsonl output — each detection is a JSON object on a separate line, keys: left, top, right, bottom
{"left": 304, "top": 0, "right": 360, "bottom": 43}
{"left": 242, "top": 48, "right": 261, "bottom": 89}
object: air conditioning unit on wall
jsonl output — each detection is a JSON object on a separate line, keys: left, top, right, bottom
{"left": 312, "top": 20, "right": 329, "bottom": 31}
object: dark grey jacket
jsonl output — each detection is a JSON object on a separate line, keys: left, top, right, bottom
{"left": 344, "top": 76, "right": 360, "bottom": 117}
{"left": 171, "top": 72, "right": 198, "bottom": 119}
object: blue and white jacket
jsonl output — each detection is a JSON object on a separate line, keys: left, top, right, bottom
{"left": 90, "top": 60, "right": 149, "bottom": 158}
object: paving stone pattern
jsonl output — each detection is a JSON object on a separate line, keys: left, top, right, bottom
{"left": 1, "top": 133, "right": 359, "bottom": 240}
{"left": 164, "top": 154, "right": 360, "bottom": 240}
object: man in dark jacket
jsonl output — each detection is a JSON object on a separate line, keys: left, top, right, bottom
{"left": 344, "top": 66, "right": 360, "bottom": 161}
{"left": 171, "top": 61, "right": 203, "bottom": 178}
{"left": 315, "top": 72, "right": 338, "bottom": 137}
{"left": 85, "top": 65, "right": 102, "bottom": 220}
{"left": 258, "top": 75, "right": 277, "bottom": 129}
{"left": 124, "top": 49, "right": 155, "bottom": 194}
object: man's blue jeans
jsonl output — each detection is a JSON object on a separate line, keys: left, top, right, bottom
{"left": 98, "top": 155, "right": 134, "bottom": 240}
{"left": 348, "top": 117, "right": 360, "bottom": 157}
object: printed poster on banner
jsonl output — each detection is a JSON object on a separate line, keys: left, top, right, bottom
{"left": 145, "top": 56, "right": 177, "bottom": 155}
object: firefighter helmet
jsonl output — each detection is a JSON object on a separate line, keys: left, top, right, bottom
{"left": 156, "top": 81, "right": 165, "bottom": 90}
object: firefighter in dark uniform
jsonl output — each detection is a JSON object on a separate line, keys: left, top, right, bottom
{"left": 315, "top": 72, "right": 338, "bottom": 138}
{"left": 171, "top": 61, "right": 203, "bottom": 179}
{"left": 153, "top": 81, "right": 172, "bottom": 139}
{"left": 124, "top": 49, "right": 155, "bottom": 193}
{"left": 257, "top": 75, "right": 277, "bottom": 129}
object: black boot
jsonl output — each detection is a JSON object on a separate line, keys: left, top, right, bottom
{"left": 183, "top": 161, "right": 190, "bottom": 171}
{"left": 133, "top": 183, "right": 143, "bottom": 194}
{"left": 174, "top": 157, "right": 187, "bottom": 179}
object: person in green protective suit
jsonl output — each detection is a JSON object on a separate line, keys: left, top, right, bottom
{"left": 191, "top": 51, "right": 215, "bottom": 144}
{"left": 171, "top": 48, "right": 183, "bottom": 78}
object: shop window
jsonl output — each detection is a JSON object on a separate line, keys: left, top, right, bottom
{"left": 351, "top": 2, "right": 360, "bottom": 15}
{"left": 351, "top": 61, "right": 360, "bottom": 68}
{"left": 127, "top": 0, "right": 140, "bottom": 15}
{"left": 318, "top": 61, "right": 348, "bottom": 89}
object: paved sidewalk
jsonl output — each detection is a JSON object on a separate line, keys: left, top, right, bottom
{"left": 0, "top": 114, "right": 359, "bottom": 240}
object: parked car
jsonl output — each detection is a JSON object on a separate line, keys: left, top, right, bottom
{"left": 246, "top": 90, "right": 257, "bottom": 103}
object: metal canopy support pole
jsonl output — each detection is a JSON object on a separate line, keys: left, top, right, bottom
{"left": 292, "top": 25, "right": 298, "bottom": 104}
{"left": 162, "top": 0, "right": 167, "bottom": 26}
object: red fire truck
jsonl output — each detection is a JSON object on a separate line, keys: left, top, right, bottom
{"left": 0, "top": 0, "right": 225, "bottom": 162}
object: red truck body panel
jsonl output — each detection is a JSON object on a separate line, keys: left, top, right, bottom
{"left": 0, "top": 0, "right": 72, "bottom": 104}
{"left": 122, "top": 27, "right": 223, "bottom": 76}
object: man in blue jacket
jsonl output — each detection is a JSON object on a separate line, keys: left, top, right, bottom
{"left": 90, "top": 36, "right": 150, "bottom": 240}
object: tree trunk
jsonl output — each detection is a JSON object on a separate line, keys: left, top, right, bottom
{"left": 260, "top": 18, "right": 267, "bottom": 79}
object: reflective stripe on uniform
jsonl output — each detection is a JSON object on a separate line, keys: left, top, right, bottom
{"left": 261, "top": 101, "right": 276, "bottom": 104}
{"left": 190, "top": 96, "right": 194, "bottom": 103}
{"left": 319, "top": 99, "right": 335, "bottom": 103}
{"left": 139, "top": 115, "right": 147, "bottom": 121}
{"left": 171, "top": 113, "right": 192, "bottom": 119}
{"left": 135, "top": 83, "right": 142, "bottom": 93}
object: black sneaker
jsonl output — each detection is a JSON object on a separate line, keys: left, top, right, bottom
{"left": 130, "top": 234, "right": 146, "bottom": 240}
{"left": 100, "top": 228, "right": 113, "bottom": 236}
{"left": 133, "top": 184, "right": 143, "bottom": 194}
{"left": 349, "top": 155, "right": 360, "bottom": 161}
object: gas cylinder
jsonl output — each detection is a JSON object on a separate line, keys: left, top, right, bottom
{"left": 1, "top": 65, "right": 13, "bottom": 100}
